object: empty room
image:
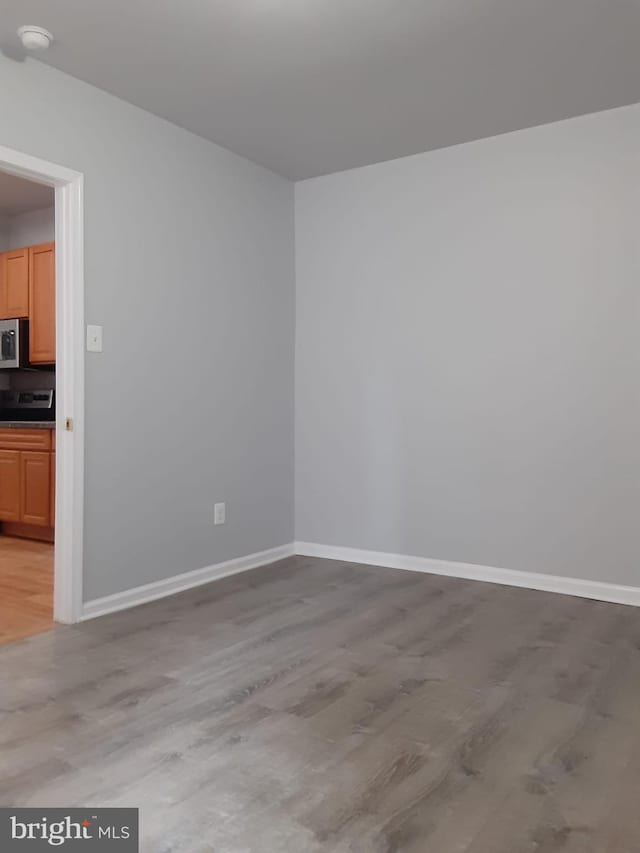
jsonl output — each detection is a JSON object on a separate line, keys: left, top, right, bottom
{"left": 1, "top": 2, "right": 639, "bottom": 852}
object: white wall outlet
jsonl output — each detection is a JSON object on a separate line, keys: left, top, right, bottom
{"left": 214, "top": 502, "right": 226, "bottom": 525}
{"left": 86, "top": 324, "right": 103, "bottom": 353}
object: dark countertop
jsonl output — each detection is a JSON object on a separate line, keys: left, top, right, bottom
{"left": 0, "top": 421, "right": 55, "bottom": 429}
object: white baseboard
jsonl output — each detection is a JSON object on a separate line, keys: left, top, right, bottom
{"left": 295, "top": 541, "right": 640, "bottom": 608}
{"left": 81, "top": 543, "right": 296, "bottom": 620}
{"left": 81, "top": 539, "right": 640, "bottom": 620}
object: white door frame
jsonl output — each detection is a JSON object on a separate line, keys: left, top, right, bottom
{"left": 0, "top": 143, "right": 84, "bottom": 624}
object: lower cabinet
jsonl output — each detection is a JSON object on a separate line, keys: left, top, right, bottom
{"left": 0, "top": 450, "right": 20, "bottom": 521}
{"left": 21, "top": 452, "right": 51, "bottom": 527}
{"left": 51, "top": 450, "right": 56, "bottom": 527}
{"left": 0, "top": 430, "right": 54, "bottom": 529}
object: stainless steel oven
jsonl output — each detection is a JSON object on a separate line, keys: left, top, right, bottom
{"left": 0, "top": 319, "right": 28, "bottom": 369}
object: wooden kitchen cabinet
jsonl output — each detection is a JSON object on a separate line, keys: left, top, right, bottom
{"left": 20, "top": 451, "right": 51, "bottom": 527}
{"left": 0, "top": 430, "right": 53, "bottom": 529}
{"left": 50, "top": 450, "right": 55, "bottom": 527}
{"left": 0, "top": 248, "right": 29, "bottom": 319}
{"left": 0, "top": 449, "right": 21, "bottom": 521}
{"left": 28, "top": 242, "right": 55, "bottom": 364}
{"left": 0, "top": 241, "right": 55, "bottom": 363}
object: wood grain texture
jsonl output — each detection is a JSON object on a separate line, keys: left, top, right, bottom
{"left": 0, "top": 535, "right": 53, "bottom": 644}
{"left": 0, "top": 247, "right": 29, "bottom": 319}
{"left": 0, "top": 450, "right": 20, "bottom": 521}
{"left": 0, "top": 428, "right": 52, "bottom": 452}
{"left": 2, "top": 555, "right": 640, "bottom": 852}
{"left": 0, "top": 429, "right": 54, "bottom": 529}
{"left": 28, "top": 241, "right": 55, "bottom": 364}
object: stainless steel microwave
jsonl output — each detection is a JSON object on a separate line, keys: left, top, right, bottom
{"left": 0, "top": 319, "right": 28, "bottom": 369}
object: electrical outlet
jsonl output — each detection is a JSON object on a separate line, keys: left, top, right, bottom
{"left": 214, "top": 502, "right": 226, "bottom": 525}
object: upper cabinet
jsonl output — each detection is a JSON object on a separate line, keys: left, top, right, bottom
{"left": 28, "top": 242, "right": 56, "bottom": 364}
{"left": 0, "top": 248, "right": 29, "bottom": 319}
{"left": 0, "top": 241, "right": 55, "bottom": 364}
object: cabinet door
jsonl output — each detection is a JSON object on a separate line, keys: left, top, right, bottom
{"left": 20, "top": 451, "right": 51, "bottom": 527}
{"left": 0, "top": 248, "right": 29, "bottom": 319}
{"left": 28, "top": 242, "right": 55, "bottom": 364}
{"left": 50, "top": 451, "right": 56, "bottom": 527}
{"left": 0, "top": 449, "right": 20, "bottom": 521}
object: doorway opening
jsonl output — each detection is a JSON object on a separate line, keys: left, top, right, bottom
{"left": 0, "top": 144, "right": 84, "bottom": 639}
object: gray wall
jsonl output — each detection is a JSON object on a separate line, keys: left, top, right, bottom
{"left": 295, "top": 104, "right": 640, "bottom": 586}
{"left": 0, "top": 54, "right": 295, "bottom": 601}
{"left": 5, "top": 205, "right": 55, "bottom": 247}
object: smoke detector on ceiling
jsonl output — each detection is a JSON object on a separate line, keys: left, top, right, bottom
{"left": 17, "top": 25, "right": 54, "bottom": 51}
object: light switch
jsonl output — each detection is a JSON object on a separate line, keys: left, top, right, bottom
{"left": 87, "top": 324, "right": 103, "bottom": 353}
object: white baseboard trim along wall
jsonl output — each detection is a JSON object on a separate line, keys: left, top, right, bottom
{"left": 81, "top": 543, "right": 296, "bottom": 620}
{"left": 294, "top": 541, "right": 640, "bottom": 608}
{"left": 82, "top": 539, "right": 640, "bottom": 620}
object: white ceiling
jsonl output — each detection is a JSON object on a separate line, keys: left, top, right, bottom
{"left": 0, "top": 171, "right": 54, "bottom": 217}
{"left": 2, "top": 0, "right": 640, "bottom": 179}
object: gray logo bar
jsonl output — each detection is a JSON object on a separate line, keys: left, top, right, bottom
{"left": 0, "top": 809, "right": 138, "bottom": 850}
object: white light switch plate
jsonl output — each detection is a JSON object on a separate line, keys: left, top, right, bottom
{"left": 87, "top": 324, "right": 103, "bottom": 353}
{"left": 214, "top": 502, "right": 226, "bottom": 525}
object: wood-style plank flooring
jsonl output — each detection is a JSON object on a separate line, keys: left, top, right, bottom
{"left": 0, "top": 535, "right": 53, "bottom": 644}
{"left": 2, "top": 555, "right": 640, "bottom": 852}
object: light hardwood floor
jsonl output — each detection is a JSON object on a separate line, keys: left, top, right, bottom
{"left": 0, "top": 535, "right": 53, "bottom": 644}
{"left": 2, "top": 555, "right": 640, "bottom": 852}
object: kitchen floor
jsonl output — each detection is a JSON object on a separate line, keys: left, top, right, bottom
{"left": 0, "top": 535, "right": 53, "bottom": 644}
{"left": 3, "top": 555, "right": 640, "bottom": 851}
